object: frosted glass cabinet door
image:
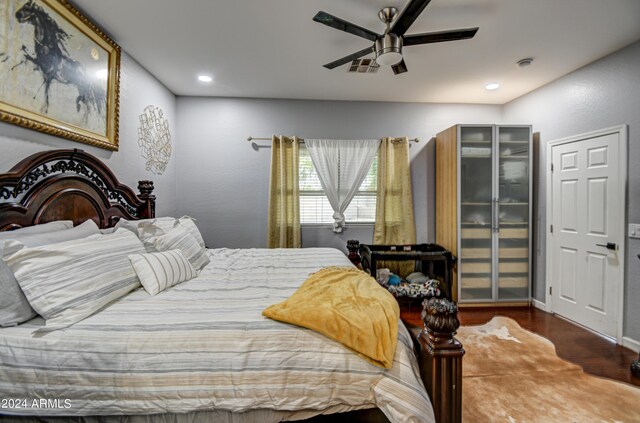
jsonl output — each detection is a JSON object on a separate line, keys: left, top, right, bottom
{"left": 459, "top": 126, "right": 494, "bottom": 301}
{"left": 497, "top": 126, "right": 531, "bottom": 300}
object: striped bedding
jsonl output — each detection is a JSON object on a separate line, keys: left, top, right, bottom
{"left": 0, "top": 248, "right": 434, "bottom": 423}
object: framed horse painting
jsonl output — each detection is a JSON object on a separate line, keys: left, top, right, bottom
{"left": 0, "top": 0, "right": 120, "bottom": 150}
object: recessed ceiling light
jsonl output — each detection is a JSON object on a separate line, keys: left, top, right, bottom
{"left": 197, "top": 75, "right": 213, "bottom": 83}
{"left": 485, "top": 82, "right": 500, "bottom": 91}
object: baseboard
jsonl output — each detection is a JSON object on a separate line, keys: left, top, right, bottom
{"left": 622, "top": 336, "right": 640, "bottom": 353}
{"left": 531, "top": 299, "right": 546, "bottom": 311}
{"left": 458, "top": 301, "right": 529, "bottom": 308}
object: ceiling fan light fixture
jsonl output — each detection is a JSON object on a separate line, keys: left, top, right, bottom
{"left": 375, "top": 33, "right": 403, "bottom": 66}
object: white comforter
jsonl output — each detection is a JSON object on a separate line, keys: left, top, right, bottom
{"left": 0, "top": 248, "right": 434, "bottom": 422}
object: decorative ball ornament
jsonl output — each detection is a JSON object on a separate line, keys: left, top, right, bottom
{"left": 138, "top": 105, "right": 171, "bottom": 175}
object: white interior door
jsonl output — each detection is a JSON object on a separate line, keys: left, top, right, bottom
{"left": 549, "top": 130, "right": 623, "bottom": 338}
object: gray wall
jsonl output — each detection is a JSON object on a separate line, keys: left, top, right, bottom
{"left": 502, "top": 40, "right": 640, "bottom": 342}
{"left": 175, "top": 97, "right": 501, "bottom": 250}
{"left": 0, "top": 53, "right": 178, "bottom": 217}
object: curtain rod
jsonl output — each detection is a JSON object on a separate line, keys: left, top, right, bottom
{"left": 246, "top": 136, "right": 419, "bottom": 143}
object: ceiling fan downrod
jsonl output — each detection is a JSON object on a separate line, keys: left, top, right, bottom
{"left": 375, "top": 7, "right": 403, "bottom": 66}
{"left": 378, "top": 7, "right": 398, "bottom": 30}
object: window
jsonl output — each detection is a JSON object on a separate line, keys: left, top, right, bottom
{"left": 299, "top": 145, "right": 377, "bottom": 224}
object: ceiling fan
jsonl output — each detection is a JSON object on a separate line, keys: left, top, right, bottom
{"left": 313, "top": 0, "right": 479, "bottom": 75}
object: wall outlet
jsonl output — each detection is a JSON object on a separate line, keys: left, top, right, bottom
{"left": 629, "top": 223, "right": 640, "bottom": 239}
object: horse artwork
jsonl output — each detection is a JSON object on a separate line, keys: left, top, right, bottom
{"left": 0, "top": 0, "right": 121, "bottom": 150}
{"left": 12, "top": 0, "right": 106, "bottom": 121}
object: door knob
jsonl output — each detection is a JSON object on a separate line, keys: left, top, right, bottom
{"left": 596, "top": 242, "right": 617, "bottom": 250}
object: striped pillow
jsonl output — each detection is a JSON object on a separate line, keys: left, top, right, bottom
{"left": 0, "top": 219, "right": 101, "bottom": 327}
{"left": 2, "top": 229, "right": 146, "bottom": 332}
{"left": 143, "top": 225, "right": 210, "bottom": 271}
{"left": 129, "top": 250, "right": 197, "bottom": 295}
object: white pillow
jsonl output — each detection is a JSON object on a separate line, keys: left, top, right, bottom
{"left": 3, "top": 229, "right": 146, "bottom": 332}
{"left": 3, "top": 219, "right": 100, "bottom": 247}
{"left": 138, "top": 216, "right": 206, "bottom": 249}
{"left": 143, "top": 225, "right": 210, "bottom": 271}
{"left": 0, "top": 220, "right": 73, "bottom": 241}
{"left": 114, "top": 217, "right": 176, "bottom": 235}
{"left": 0, "top": 262, "right": 34, "bottom": 327}
{"left": 0, "top": 219, "right": 100, "bottom": 327}
{"left": 177, "top": 217, "right": 206, "bottom": 249}
{"left": 129, "top": 250, "right": 197, "bottom": 296}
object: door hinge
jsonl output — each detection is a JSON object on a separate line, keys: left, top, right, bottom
{"left": 550, "top": 224, "right": 553, "bottom": 233}
{"left": 551, "top": 163, "right": 554, "bottom": 172}
{"left": 549, "top": 287, "right": 553, "bottom": 296}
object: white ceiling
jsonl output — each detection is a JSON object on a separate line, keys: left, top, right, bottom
{"left": 72, "top": 0, "right": 640, "bottom": 104}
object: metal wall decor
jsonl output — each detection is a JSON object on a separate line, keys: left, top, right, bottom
{"left": 137, "top": 105, "right": 171, "bottom": 175}
{"left": 0, "top": 0, "right": 121, "bottom": 150}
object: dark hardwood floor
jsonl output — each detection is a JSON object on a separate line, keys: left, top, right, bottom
{"left": 400, "top": 305, "right": 640, "bottom": 387}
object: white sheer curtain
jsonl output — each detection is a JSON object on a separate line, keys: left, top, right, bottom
{"left": 305, "top": 139, "right": 380, "bottom": 233}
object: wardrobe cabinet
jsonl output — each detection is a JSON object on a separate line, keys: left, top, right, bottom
{"left": 435, "top": 124, "right": 532, "bottom": 304}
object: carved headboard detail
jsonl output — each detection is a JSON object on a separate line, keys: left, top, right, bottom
{"left": 0, "top": 149, "right": 155, "bottom": 231}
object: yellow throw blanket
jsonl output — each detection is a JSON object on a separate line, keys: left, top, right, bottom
{"left": 263, "top": 266, "right": 399, "bottom": 368}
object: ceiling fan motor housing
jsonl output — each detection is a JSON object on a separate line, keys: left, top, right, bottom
{"left": 375, "top": 33, "right": 403, "bottom": 66}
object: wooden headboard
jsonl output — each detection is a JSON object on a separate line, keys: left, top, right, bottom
{"left": 0, "top": 149, "right": 155, "bottom": 231}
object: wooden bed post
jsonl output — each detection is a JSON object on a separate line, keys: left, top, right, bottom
{"left": 417, "top": 298, "right": 464, "bottom": 423}
{"left": 137, "top": 180, "right": 156, "bottom": 219}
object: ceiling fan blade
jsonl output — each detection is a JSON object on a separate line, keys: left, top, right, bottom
{"left": 323, "top": 46, "right": 375, "bottom": 70}
{"left": 392, "top": 59, "right": 408, "bottom": 75}
{"left": 313, "top": 11, "right": 379, "bottom": 42}
{"left": 403, "top": 28, "right": 479, "bottom": 46}
{"left": 390, "top": 0, "right": 433, "bottom": 36}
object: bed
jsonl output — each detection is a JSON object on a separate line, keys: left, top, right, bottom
{"left": 0, "top": 149, "right": 464, "bottom": 423}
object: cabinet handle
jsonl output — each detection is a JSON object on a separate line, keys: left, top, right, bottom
{"left": 491, "top": 197, "right": 495, "bottom": 232}
{"left": 493, "top": 198, "right": 500, "bottom": 233}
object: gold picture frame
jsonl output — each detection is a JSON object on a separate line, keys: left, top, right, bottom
{"left": 0, "top": 0, "right": 121, "bottom": 150}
